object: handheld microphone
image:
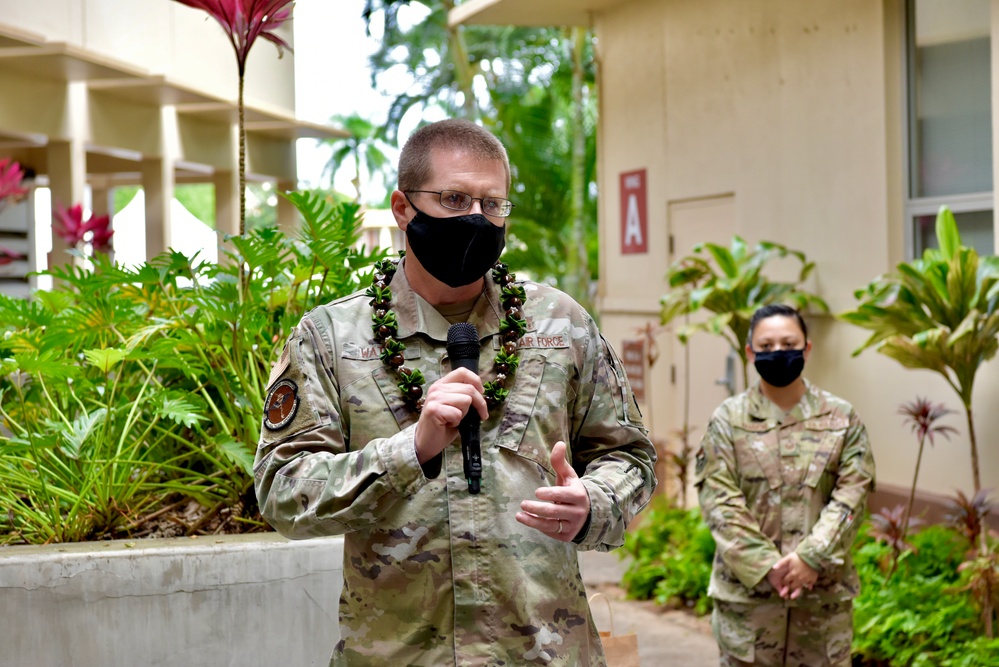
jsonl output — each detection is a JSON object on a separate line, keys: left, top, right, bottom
{"left": 446, "top": 322, "right": 482, "bottom": 494}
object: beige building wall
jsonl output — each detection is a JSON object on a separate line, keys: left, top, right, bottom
{"left": 455, "top": 0, "right": 999, "bottom": 503}
{"left": 595, "top": 0, "right": 998, "bottom": 502}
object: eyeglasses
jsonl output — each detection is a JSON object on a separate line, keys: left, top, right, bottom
{"left": 406, "top": 189, "right": 515, "bottom": 218}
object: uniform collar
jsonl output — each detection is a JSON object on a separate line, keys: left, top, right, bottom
{"left": 388, "top": 258, "right": 506, "bottom": 342}
{"left": 746, "top": 378, "right": 830, "bottom": 424}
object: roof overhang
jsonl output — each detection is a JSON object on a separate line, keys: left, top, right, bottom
{"left": 449, "top": 0, "right": 633, "bottom": 27}
{"left": 0, "top": 21, "right": 348, "bottom": 142}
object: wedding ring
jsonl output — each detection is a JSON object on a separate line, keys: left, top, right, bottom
{"left": 557, "top": 519, "right": 564, "bottom": 534}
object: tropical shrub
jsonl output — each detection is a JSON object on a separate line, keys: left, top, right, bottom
{"left": 853, "top": 525, "right": 999, "bottom": 666}
{"left": 620, "top": 496, "right": 715, "bottom": 615}
{"left": 840, "top": 206, "right": 999, "bottom": 506}
{"left": 840, "top": 204, "right": 999, "bottom": 635}
{"left": 660, "top": 235, "right": 829, "bottom": 392}
{"left": 621, "top": 504, "right": 999, "bottom": 663}
{"left": 0, "top": 193, "right": 384, "bottom": 545}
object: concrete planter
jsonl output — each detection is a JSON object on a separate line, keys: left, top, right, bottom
{"left": 0, "top": 533, "right": 344, "bottom": 667}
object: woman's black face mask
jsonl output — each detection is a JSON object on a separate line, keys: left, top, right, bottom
{"left": 752, "top": 348, "right": 805, "bottom": 387}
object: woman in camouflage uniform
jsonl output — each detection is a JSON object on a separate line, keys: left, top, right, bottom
{"left": 695, "top": 304, "right": 875, "bottom": 667}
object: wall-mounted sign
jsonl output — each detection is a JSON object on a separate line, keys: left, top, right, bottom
{"left": 620, "top": 169, "right": 648, "bottom": 254}
{"left": 620, "top": 339, "right": 646, "bottom": 403}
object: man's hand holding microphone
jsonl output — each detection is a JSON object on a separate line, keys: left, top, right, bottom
{"left": 413, "top": 323, "right": 590, "bottom": 537}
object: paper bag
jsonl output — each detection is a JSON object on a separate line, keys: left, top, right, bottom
{"left": 589, "top": 593, "right": 641, "bottom": 667}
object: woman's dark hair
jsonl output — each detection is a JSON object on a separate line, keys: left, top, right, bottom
{"left": 748, "top": 304, "right": 808, "bottom": 341}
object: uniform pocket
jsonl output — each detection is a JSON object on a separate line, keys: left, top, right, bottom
{"left": 491, "top": 354, "right": 571, "bottom": 471}
{"left": 802, "top": 428, "right": 847, "bottom": 488}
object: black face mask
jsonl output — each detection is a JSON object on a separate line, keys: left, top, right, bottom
{"left": 405, "top": 205, "right": 506, "bottom": 288}
{"left": 752, "top": 349, "right": 805, "bottom": 387}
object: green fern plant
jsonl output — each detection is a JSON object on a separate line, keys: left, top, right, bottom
{"left": 0, "top": 192, "right": 384, "bottom": 545}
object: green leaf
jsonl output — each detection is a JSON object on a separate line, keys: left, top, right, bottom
{"left": 948, "top": 310, "right": 979, "bottom": 347}
{"left": 59, "top": 408, "right": 108, "bottom": 459}
{"left": 666, "top": 264, "right": 708, "bottom": 288}
{"left": 154, "top": 393, "right": 208, "bottom": 429}
{"left": 879, "top": 338, "right": 948, "bottom": 374}
{"left": 83, "top": 347, "right": 129, "bottom": 374}
{"left": 216, "top": 436, "right": 255, "bottom": 475}
{"left": 660, "top": 295, "right": 690, "bottom": 326}
{"left": 935, "top": 205, "right": 960, "bottom": 260}
{"left": 703, "top": 243, "right": 738, "bottom": 278}
{"left": 729, "top": 235, "right": 747, "bottom": 263}
{"left": 12, "top": 350, "right": 78, "bottom": 381}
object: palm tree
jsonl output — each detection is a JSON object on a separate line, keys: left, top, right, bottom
{"left": 321, "top": 113, "right": 393, "bottom": 205}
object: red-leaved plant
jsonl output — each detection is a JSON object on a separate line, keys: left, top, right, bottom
{"left": 0, "top": 158, "right": 31, "bottom": 265}
{"left": 172, "top": 0, "right": 294, "bottom": 235}
{"left": 0, "top": 247, "right": 27, "bottom": 266}
{"left": 947, "top": 490, "right": 998, "bottom": 636}
{"left": 899, "top": 397, "right": 958, "bottom": 538}
{"left": 54, "top": 203, "right": 113, "bottom": 254}
{"left": 946, "top": 489, "right": 994, "bottom": 553}
{"left": 0, "top": 158, "right": 28, "bottom": 212}
{"left": 868, "top": 503, "right": 925, "bottom": 578}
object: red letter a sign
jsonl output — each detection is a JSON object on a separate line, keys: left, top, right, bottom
{"left": 620, "top": 169, "right": 647, "bottom": 254}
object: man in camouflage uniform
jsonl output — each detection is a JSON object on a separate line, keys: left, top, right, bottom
{"left": 254, "top": 118, "right": 657, "bottom": 666}
{"left": 695, "top": 304, "right": 875, "bottom": 667}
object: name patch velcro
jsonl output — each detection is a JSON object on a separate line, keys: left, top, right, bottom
{"left": 517, "top": 333, "right": 569, "bottom": 349}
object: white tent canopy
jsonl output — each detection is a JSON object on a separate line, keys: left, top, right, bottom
{"left": 114, "top": 191, "right": 219, "bottom": 268}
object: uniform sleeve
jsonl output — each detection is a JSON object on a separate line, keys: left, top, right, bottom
{"left": 795, "top": 411, "right": 876, "bottom": 571}
{"left": 695, "top": 407, "right": 782, "bottom": 589}
{"left": 570, "top": 329, "right": 658, "bottom": 552}
{"left": 252, "top": 319, "right": 429, "bottom": 539}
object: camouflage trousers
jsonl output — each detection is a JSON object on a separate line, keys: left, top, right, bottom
{"left": 711, "top": 599, "right": 853, "bottom": 667}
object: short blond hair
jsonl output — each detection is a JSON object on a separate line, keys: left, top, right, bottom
{"left": 397, "top": 119, "right": 511, "bottom": 192}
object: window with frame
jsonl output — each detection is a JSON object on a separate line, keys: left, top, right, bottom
{"left": 906, "top": 0, "right": 994, "bottom": 256}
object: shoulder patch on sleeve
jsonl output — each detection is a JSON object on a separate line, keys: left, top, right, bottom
{"left": 263, "top": 379, "right": 299, "bottom": 431}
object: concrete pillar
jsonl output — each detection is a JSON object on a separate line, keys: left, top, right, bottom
{"left": 46, "top": 140, "right": 86, "bottom": 270}
{"left": 141, "top": 157, "right": 172, "bottom": 260}
{"left": 214, "top": 169, "right": 239, "bottom": 239}
{"left": 216, "top": 118, "right": 242, "bottom": 241}
{"left": 142, "top": 104, "right": 179, "bottom": 261}
{"left": 276, "top": 178, "right": 297, "bottom": 233}
{"left": 213, "top": 168, "right": 238, "bottom": 267}
{"left": 46, "top": 82, "right": 88, "bottom": 271}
